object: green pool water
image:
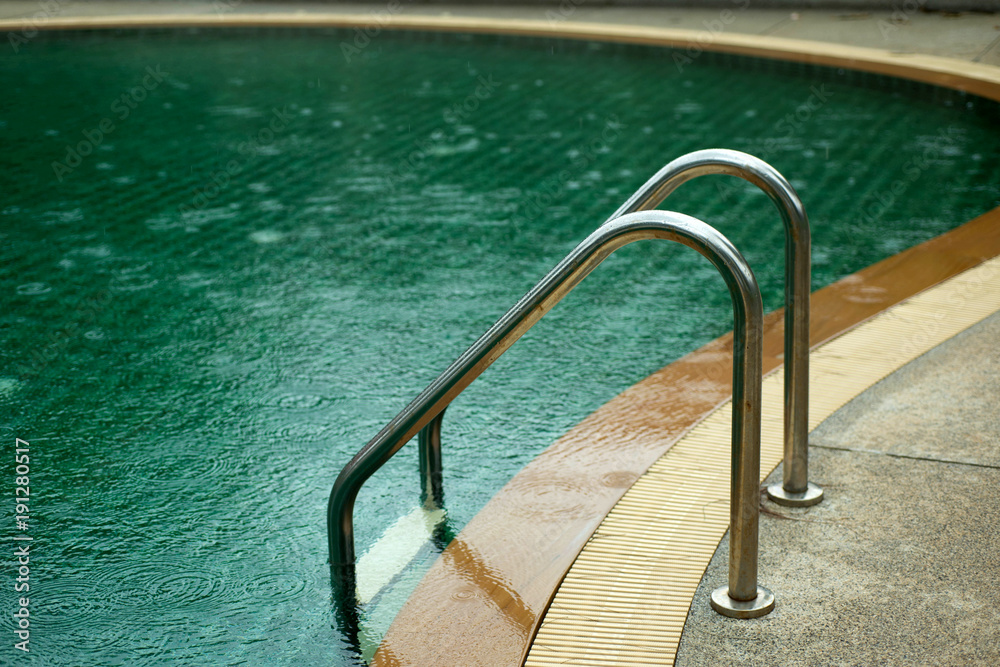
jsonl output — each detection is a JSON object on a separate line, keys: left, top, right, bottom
{"left": 1, "top": 27, "right": 999, "bottom": 665}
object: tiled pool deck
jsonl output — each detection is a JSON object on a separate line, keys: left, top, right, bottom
{"left": 4, "top": 3, "right": 998, "bottom": 664}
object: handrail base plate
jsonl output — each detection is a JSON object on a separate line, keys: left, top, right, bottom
{"left": 766, "top": 481, "right": 824, "bottom": 507}
{"left": 710, "top": 585, "right": 775, "bottom": 619}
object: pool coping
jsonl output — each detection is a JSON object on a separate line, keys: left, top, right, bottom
{"left": 9, "top": 13, "right": 1000, "bottom": 666}
{"left": 525, "top": 241, "right": 1000, "bottom": 666}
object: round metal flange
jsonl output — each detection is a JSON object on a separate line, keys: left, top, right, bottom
{"left": 766, "top": 481, "right": 824, "bottom": 507}
{"left": 710, "top": 585, "right": 775, "bottom": 619}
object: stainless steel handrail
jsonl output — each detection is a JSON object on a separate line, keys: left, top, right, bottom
{"left": 328, "top": 210, "right": 774, "bottom": 617}
{"left": 417, "top": 408, "right": 445, "bottom": 508}
{"left": 610, "top": 149, "right": 822, "bottom": 507}
{"left": 413, "top": 149, "right": 821, "bottom": 508}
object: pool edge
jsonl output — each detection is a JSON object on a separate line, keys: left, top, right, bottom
{"left": 526, "top": 248, "right": 1000, "bottom": 666}
{"left": 4, "top": 13, "right": 1000, "bottom": 102}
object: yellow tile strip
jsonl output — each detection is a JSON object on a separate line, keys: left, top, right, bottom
{"left": 525, "top": 256, "right": 1000, "bottom": 666}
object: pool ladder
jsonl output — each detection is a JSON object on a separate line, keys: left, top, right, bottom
{"left": 328, "top": 149, "right": 822, "bottom": 619}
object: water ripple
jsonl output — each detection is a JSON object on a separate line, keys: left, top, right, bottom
{"left": 26, "top": 581, "right": 132, "bottom": 652}
{"left": 275, "top": 392, "right": 325, "bottom": 410}
{"left": 16, "top": 282, "right": 51, "bottom": 295}
{"left": 110, "top": 263, "right": 159, "bottom": 292}
{"left": 242, "top": 570, "right": 308, "bottom": 603}
{"left": 117, "top": 449, "right": 243, "bottom": 488}
{"left": 504, "top": 475, "right": 601, "bottom": 520}
{"left": 92, "top": 560, "right": 236, "bottom": 614}
{"left": 274, "top": 421, "right": 338, "bottom": 442}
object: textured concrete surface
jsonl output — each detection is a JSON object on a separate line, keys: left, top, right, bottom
{"left": 676, "top": 310, "right": 1000, "bottom": 666}
{"left": 1, "top": 3, "right": 999, "bottom": 64}
{"left": 810, "top": 313, "right": 1000, "bottom": 468}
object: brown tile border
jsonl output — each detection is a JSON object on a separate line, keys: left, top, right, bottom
{"left": 10, "top": 13, "right": 998, "bottom": 665}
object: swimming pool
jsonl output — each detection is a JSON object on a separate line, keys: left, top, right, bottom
{"left": 1, "top": 26, "right": 999, "bottom": 665}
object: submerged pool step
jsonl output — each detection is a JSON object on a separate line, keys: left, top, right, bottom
{"left": 356, "top": 506, "right": 446, "bottom": 605}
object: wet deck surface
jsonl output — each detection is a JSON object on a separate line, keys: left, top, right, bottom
{"left": 676, "top": 308, "right": 1000, "bottom": 667}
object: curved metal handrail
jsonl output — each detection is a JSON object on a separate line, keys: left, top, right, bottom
{"left": 414, "top": 149, "right": 821, "bottom": 508}
{"left": 328, "top": 210, "right": 773, "bottom": 616}
{"left": 417, "top": 406, "right": 445, "bottom": 508}
{"left": 609, "top": 148, "right": 821, "bottom": 507}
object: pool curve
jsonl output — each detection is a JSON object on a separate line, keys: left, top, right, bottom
{"left": 2, "top": 13, "right": 1000, "bottom": 667}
